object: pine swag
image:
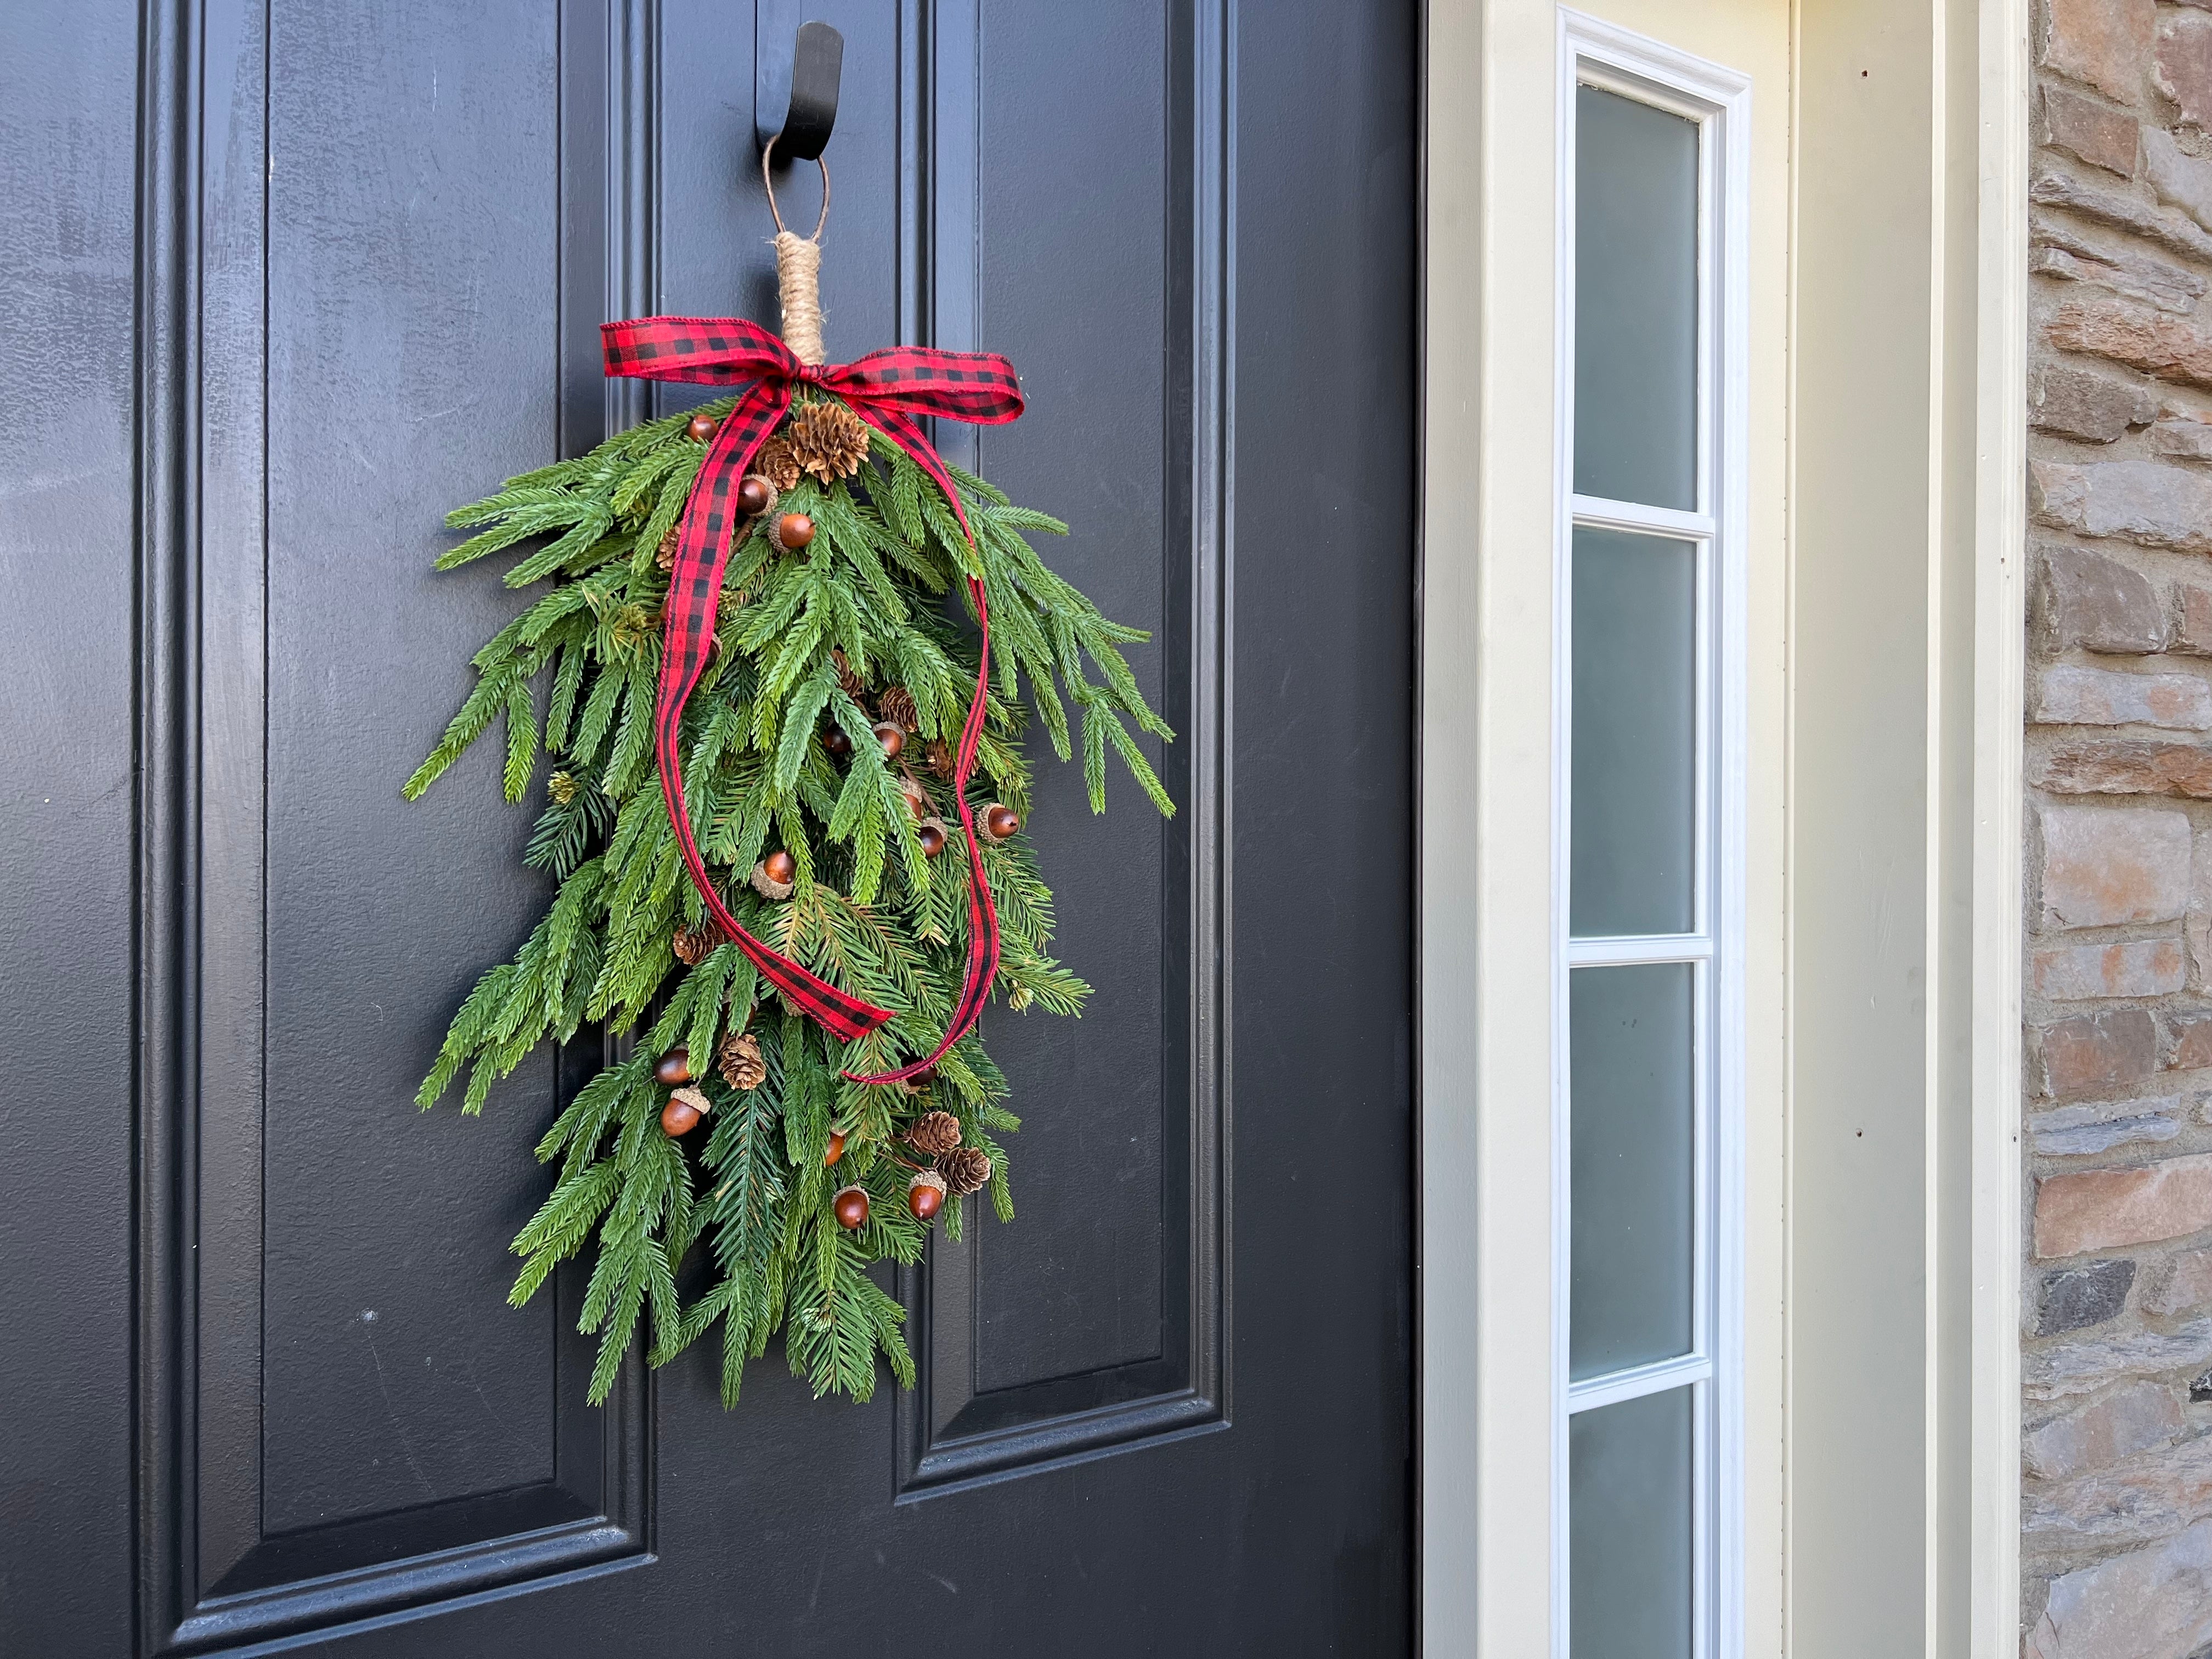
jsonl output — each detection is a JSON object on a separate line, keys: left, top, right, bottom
{"left": 404, "top": 387, "right": 1173, "bottom": 1406}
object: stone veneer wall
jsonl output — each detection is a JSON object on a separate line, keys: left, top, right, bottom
{"left": 2024, "top": 2, "right": 2212, "bottom": 1653}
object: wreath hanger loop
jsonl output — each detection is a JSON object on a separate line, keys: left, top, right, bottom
{"left": 761, "top": 136, "right": 831, "bottom": 364}
{"left": 760, "top": 135, "right": 831, "bottom": 242}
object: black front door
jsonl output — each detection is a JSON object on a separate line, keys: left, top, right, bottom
{"left": 0, "top": 3, "right": 1416, "bottom": 1653}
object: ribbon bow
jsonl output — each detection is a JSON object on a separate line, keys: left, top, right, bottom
{"left": 601, "top": 315, "right": 1024, "bottom": 1084}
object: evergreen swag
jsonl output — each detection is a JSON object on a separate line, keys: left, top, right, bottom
{"left": 404, "top": 391, "right": 1173, "bottom": 1406}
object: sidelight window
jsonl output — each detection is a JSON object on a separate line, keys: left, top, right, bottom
{"left": 1554, "top": 16, "right": 1748, "bottom": 1659}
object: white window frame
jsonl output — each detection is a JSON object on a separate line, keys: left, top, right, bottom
{"left": 1551, "top": 15, "right": 1751, "bottom": 1659}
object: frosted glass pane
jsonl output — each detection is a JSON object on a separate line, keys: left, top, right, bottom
{"left": 1575, "top": 84, "right": 1699, "bottom": 510}
{"left": 1570, "top": 1386, "right": 1694, "bottom": 1659}
{"left": 1570, "top": 963, "right": 1694, "bottom": 1380}
{"left": 1571, "top": 527, "right": 1696, "bottom": 939}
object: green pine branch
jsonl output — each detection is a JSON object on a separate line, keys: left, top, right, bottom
{"left": 407, "top": 388, "right": 1170, "bottom": 1405}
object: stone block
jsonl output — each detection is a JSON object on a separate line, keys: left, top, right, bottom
{"left": 2033, "top": 1009, "right": 2164, "bottom": 1101}
{"left": 2029, "top": 359, "right": 2160, "bottom": 441}
{"left": 2177, "top": 584, "right": 2212, "bottom": 656}
{"left": 2036, "top": 1151, "right": 2212, "bottom": 1256}
{"left": 2042, "top": 0, "right": 2157, "bottom": 100}
{"left": 2033, "top": 1103, "right": 2184, "bottom": 1155}
{"left": 2032, "top": 458, "right": 2212, "bottom": 552}
{"left": 2028, "top": 1316, "right": 2212, "bottom": 1399}
{"left": 2160, "top": 10, "right": 2212, "bottom": 125}
{"left": 2147, "top": 1247, "right": 2212, "bottom": 1314}
{"left": 2041, "top": 1257, "right": 2141, "bottom": 1333}
{"left": 2035, "top": 664, "right": 2212, "bottom": 729}
{"left": 2026, "top": 1516, "right": 2212, "bottom": 1658}
{"left": 2047, "top": 294, "right": 2212, "bottom": 388}
{"left": 2025, "top": 1428, "right": 2212, "bottom": 1552}
{"left": 2147, "top": 126, "right": 2212, "bottom": 235}
{"left": 2033, "top": 938, "right": 2189, "bottom": 998}
{"left": 2169, "top": 1011, "right": 2212, "bottom": 1071}
{"left": 2034, "top": 165, "right": 2212, "bottom": 264}
{"left": 2037, "top": 544, "right": 2168, "bottom": 653}
{"left": 2035, "top": 738, "right": 2212, "bottom": 796}
{"left": 2153, "top": 417, "right": 2212, "bottom": 460}
{"left": 2037, "top": 804, "right": 2192, "bottom": 927}
{"left": 2024, "top": 1379, "right": 2183, "bottom": 1478}
{"left": 2035, "top": 242, "right": 2205, "bottom": 313}
{"left": 2040, "top": 82, "right": 2142, "bottom": 175}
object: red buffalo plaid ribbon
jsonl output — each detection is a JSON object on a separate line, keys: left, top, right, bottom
{"left": 601, "top": 315, "right": 1024, "bottom": 1084}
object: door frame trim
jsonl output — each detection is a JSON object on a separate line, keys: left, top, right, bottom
{"left": 1968, "top": 0, "right": 2030, "bottom": 1649}
{"left": 1417, "top": 1, "right": 2028, "bottom": 1652}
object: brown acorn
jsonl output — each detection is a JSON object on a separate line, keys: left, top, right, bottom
{"left": 898, "top": 774, "right": 933, "bottom": 819}
{"left": 823, "top": 725, "right": 853, "bottom": 757}
{"left": 981, "top": 803, "right": 1020, "bottom": 843}
{"left": 833, "top": 1184, "right": 870, "bottom": 1229}
{"left": 917, "top": 820, "right": 946, "bottom": 859}
{"left": 736, "top": 474, "right": 777, "bottom": 517}
{"left": 686, "top": 411, "right": 719, "bottom": 443}
{"left": 653, "top": 1048, "right": 692, "bottom": 1087}
{"left": 824, "top": 1129, "right": 848, "bottom": 1167}
{"left": 873, "top": 722, "right": 905, "bottom": 760}
{"left": 906, "top": 1110, "right": 963, "bottom": 1155}
{"left": 776, "top": 512, "right": 815, "bottom": 550}
{"left": 751, "top": 850, "right": 797, "bottom": 900}
{"left": 661, "top": 1086, "right": 711, "bottom": 1137}
{"left": 910, "top": 1062, "right": 940, "bottom": 1087}
{"left": 907, "top": 1171, "right": 948, "bottom": 1222}
{"left": 763, "top": 849, "right": 797, "bottom": 885}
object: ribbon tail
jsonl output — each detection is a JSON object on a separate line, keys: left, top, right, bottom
{"left": 654, "top": 380, "right": 894, "bottom": 1043}
{"left": 843, "top": 407, "right": 1001, "bottom": 1085}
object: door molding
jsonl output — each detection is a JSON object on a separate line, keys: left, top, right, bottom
{"left": 894, "top": 0, "right": 1234, "bottom": 1500}
{"left": 134, "top": 4, "right": 653, "bottom": 1651}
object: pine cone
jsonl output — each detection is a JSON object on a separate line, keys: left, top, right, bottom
{"left": 718, "top": 1031, "right": 766, "bottom": 1090}
{"left": 877, "top": 685, "right": 918, "bottom": 732}
{"left": 937, "top": 1146, "right": 992, "bottom": 1197}
{"left": 832, "top": 647, "right": 867, "bottom": 701}
{"left": 923, "top": 739, "right": 957, "bottom": 781}
{"left": 752, "top": 435, "right": 802, "bottom": 492}
{"left": 906, "top": 1110, "right": 963, "bottom": 1155}
{"left": 672, "top": 921, "right": 721, "bottom": 965}
{"left": 786, "top": 399, "right": 872, "bottom": 483}
{"left": 547, "top": 770, "right": 579, "bottom": 805}
{"left": 656, "top": 523, "right": 681, "bottom": 571}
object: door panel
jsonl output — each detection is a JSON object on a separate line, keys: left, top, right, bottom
{"left": 0, "top": 2, "right": 1415, "bottom": 1653}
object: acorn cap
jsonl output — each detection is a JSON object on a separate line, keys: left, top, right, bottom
{"left": 669, "top": 1086, "right": 712, "bottom": 1115}
{"left": 749, "top": 860, "right": 795, "bottom": 900}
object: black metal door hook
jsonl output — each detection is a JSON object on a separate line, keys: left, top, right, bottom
{"left": 758, "top": 20, "right": 843, "bottom": 162}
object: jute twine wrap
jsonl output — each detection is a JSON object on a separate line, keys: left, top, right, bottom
{"left": 773, "top": 231, "right": 826, "bottom": 365}
{"left": 763, "top": 140, "right": 831, "bottom": 366}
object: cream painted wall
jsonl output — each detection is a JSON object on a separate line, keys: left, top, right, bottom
{"left": 1420, "top": 0, "right": 2026, "bottom": 1654}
